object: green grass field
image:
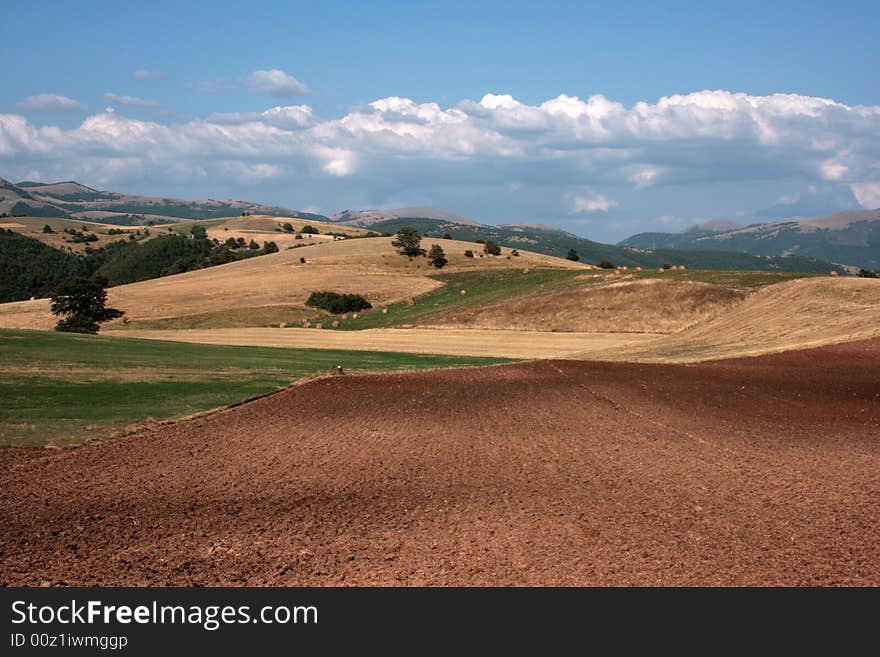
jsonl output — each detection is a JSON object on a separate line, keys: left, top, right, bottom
{"left": 0, "top": 329, "right": 512, "bottom": 447}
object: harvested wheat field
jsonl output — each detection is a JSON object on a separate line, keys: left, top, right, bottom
{"left": 427, "top": 278, "right": 748, "bottom": 333}
{"left": 2, "top": 337, "right": 878, "bottom": 586}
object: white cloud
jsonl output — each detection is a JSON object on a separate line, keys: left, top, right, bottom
{"left": 246, "top": 69, "right": 309, "bottom": 97}
{"left": 16, "top": 93, "right": 86, "bottom": 112}
{"left": 850, "top": 181, "right": 880, "bottom": 208}
{"left": 1, "top": 89, "right": 879, "bottom": 227}
{"left": 103, "top": 93, "right": 162, "bottom": 110}
{"left": 569, "top": 192, "right": 618, "bottom": 214}
{"left": 133, "top": 69, "right": 161, "bottom": 80}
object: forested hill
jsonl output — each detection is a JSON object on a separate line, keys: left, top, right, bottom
{"left": 0, "top": 229, "right": 280, "bottom": 303}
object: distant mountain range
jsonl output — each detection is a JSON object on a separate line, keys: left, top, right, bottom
{"left": 330, "top": 206, "right": 480, "bottom": 227}
{"left": 0, "top": 178, "right": 319, "bottom": 225}
{"left": 619, "top": 210, "right": 880, "bottom": 270}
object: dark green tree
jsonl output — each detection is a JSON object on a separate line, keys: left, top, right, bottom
{"left": 261, "top": 241, "right": 279, "bottom": 254}
{"left": 300, "top": 225, "right": 319, "bottom": 234}
{"left": 566, "top": 249, "right": 579, "bottom": 261}
{"left": 248, "top": 239, "right": 260, "bottom": 250}
{"left": 392, "top": 225, "right": 425, "bottom": 256}
{"left": 282, "top": 222, "right": 295, "bottom": 232}
{"left": 483, "top": 240, "right": 501, "bottom": 256}
{"left": 858, "top": 268, "right": 878, "bottom": 278}
{"left": 427, "top": 244, "right": 448, "bottom": 269}
{"left": 42, "top": 224, "right": 54, "bottom": 234}
{"left": 190, "top": 225, "right": 208, "bottom": 240}
{"left": 50, "top": 276, "right": 123, "bottom": 334}
{"left": 463, "top": 249, "right": 474, "bottom": 258}
{"left": 598, "top": 260, "right": 615, "bottom": 269}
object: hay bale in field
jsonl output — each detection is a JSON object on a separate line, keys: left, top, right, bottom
{"left": 303, "top": 320, "right": 311, "bottom": 328}
{"left": 315, "top": 322, "right": 323, "bottom": 329}
{"left": 341, "top": 314, "right": 348, "bottom": 320}
{"left": 830, "top": 270, "right": 839, "bottom": 276}
{"left": 407, "top": 298, "right": 415, "bottom": 306}
{"left": 279, "top": 322, "right": 287, "bottom": 328}
{"left": 522, "top": 268, "right": 530, "bottom": 274}
{"left": 331, "top": 320, "right": 340, "bottom": 327}
{"left": 352, "top": 313, "right": 359, "bottom": 319}
{"left": 620, "top": 266, "right": 628, "bottom": 270}
{"left": 635, "top": 266, "right": 642, "bottom": 272}
{"left": 382, "top": 308, "right": 388, "bottom": 314}
{"left": 658, "top": 267, "right": 665, "bottom": 273}
{"left": 678, "top": 265, "right": 686, "bottom": 270}
{"left": 460, "top": 289, "right": 467, "bottom": 295}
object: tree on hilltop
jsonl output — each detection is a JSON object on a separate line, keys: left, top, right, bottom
{"left": 392, "top": 225, "right": 426, "bottom": 257}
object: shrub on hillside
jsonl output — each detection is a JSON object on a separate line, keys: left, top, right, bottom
{"left": 464, "top": 249, "right": 474, "bottom": 258}
{"left": 598, "top": 260, "right": 615, "bottom": 269}
{"left": 300, "top": 225, "right": 319, "bottom": 234}
{"left": 427, "top": 244, "right": 448, "bottom": 269}
{"left": 566, "top": 249, "right": 579, "bottom": 261}
{"left": 282, "top": 222, "right": 294, "bottom": 233}
{"left": 306, "top": 291, "right": 372, "bottom": 314}
{"left": 858, "top": 268, "right": 878, "bottom": 278}
{"left": 483, "top": 240, "right": 501, "bottom": 256}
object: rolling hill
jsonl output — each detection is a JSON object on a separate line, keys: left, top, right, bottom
{"left": 364, "top": 216, "right": 846, "bottom": 273}
{"left": 620, "top": 209, "right": 880, "bottom": 270}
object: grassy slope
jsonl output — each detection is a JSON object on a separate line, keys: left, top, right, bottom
{"left": 0, "top": 329, "right": 511, "bottom": 446}
{"left": 334, "top": 268, "right": 586, "bottom": 330}
{"left": 331, "top": 268, "right": 819, "bottom": 331}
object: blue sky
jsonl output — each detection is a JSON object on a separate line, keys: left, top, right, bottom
{"left": 2, "top": 0, "right": 879, "bottom": 241}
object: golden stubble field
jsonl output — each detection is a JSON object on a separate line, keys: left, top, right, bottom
{"left": 0, "top": 235, "right": 588, "bottom": 331}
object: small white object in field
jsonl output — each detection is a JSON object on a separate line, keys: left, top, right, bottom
{"left": 460, "top": 289, "right": 467, "bottom": 295}
{"left": 382, "top": 308, "right": 388, "bottom": 314}
{"left": 279, "top": 322, "right": 287, "bottom": 328}
{"left": 315, "top": 322, "right": 323, "bottom": 329}
{"left": 830, "top": 270, "right": 839, "bottom": 277}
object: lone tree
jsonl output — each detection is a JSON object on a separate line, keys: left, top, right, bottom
{"left": 50, "top": 275, "right": 123, "bottom": 334}
{"left": 427, "top": 244, "right": 448, "bottom": 269}
{"left": 483, "top": 240, "right": 501, "bottom": 256}
{"left": 300, "top": 225, "right": 319, "bottom": 234}
{"left": 392, "top": 225, "right": 425, "bottom": 256}
{"left": 282, "top": 222, "right": 295, "bottom": 233}
{"left": 566, "top": 249, "right": 580, "bottom": 262}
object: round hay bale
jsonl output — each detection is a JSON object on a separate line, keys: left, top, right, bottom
{"left": 382, "top": 308, "right": 388, "bottom": 315}
{"left": 522, "top": 268, "right": 530, "bottom": 274}
{"left": 407, "top": 298, "right": 415, "bottom": 306}
{"left": 341, "top": 314, "right": 348, "bottom": 320}
{"left": 460, "top": 289, "right": 467, "bottom": 295}
{"left": 620, "top": 266, "right": 628, "bottom": 271}
{"left": 635, "top": 266, "right": 642, "bottom": 272}
{"left": 315, "top": 322, "right": 323, "bottom": 329}
{"left": 331, "top": 320, "right": 340, "bottom": 327}
{"left": 352, "top": 313, "right": 359, "bottom": 319}
{"left": 658, "top": 267, "right": 665, "bottom": 273}
{"left": 830, "top": 270, "right": 839, "bottom": 277}
{"left": 678, "top": 265, "right": 686, "bottom": 271}
{"left": 279, "top": 322, "right": 287, "bottom": 329}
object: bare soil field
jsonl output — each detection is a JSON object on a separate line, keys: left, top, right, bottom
{"left": 2, "top": 338, "right": 878, "bottom": 586}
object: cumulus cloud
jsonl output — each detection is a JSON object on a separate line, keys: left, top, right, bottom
{"left": 103, "top": 93, "right": 163, "bottom": 110}
{"left": 16, "top": 93, "right": 86, "bottom": 112}
{"left": 569, "top": 192, "right": 618, "bottom": 214}
{"left": 2, "top": 89, "right": 879, "bottom": 229}
{"left": 133, "top": 69, "right": 161, "bottom": 80}
{"left": 246, "top": 69, "right": 309, "bottom": 97}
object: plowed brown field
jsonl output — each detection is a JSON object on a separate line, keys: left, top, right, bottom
{"left": 2, "top": 338, "right": 878, "bottom": 586}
